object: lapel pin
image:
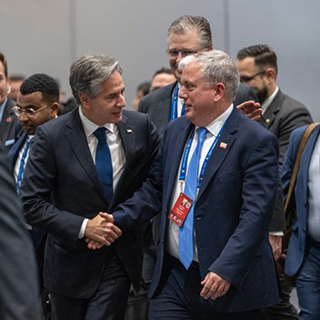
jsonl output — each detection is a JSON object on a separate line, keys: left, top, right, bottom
{"left": 6, "top": 117, "right": 12, "bottom": 123}
{"left": 126, "top": 129, "right": 133, "bottom": 133}
{"left": 219, "top": 142, "right": 227, "bottom": 149}
{"left": 266, "top": 119, "right": 270, "bottom": 123}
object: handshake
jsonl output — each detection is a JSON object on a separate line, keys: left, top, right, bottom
{"left": 84, "top": 212, "right": 122, "bottom": 250}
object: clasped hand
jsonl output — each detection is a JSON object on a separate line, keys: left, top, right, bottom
{"left": 84, "top": 212, "right": 121, "bottom": 250}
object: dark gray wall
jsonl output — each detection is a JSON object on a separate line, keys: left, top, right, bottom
{"left": 2, "top": 0, "right": 319, "bottom": 120}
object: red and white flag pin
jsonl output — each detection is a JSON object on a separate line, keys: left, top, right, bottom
{"left": 219, "top": 142, "right": 227, "bottom": 149}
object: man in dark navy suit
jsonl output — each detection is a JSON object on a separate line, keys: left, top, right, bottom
{"left": 111, "top": 50, "right": 280, "bottom": 319}
{"left": 21, "top": 54, "right": 160, "bottom": 320}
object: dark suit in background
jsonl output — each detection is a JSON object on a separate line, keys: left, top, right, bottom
{"left": 21, "top": 108, "right": 159, "bottom": 319}
{"left": 258, "top": 89, "right": 313, "bottom": 167}
{"left": 0, "top": 97, "right": 17, "bottom": 150}
{"left": 0, "top": 144, "right": 41, "bottom": 320}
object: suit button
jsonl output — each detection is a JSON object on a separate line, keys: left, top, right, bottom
{"left": 303, "top": 228, "right": 306, "bottom": 232}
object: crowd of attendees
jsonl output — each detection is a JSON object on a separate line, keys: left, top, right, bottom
{"left": 0, "top": 14, "right": 319, "bottom": 320}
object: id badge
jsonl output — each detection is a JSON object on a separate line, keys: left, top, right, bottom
{"left": 168, "top": 193, "right": 193, "bottom": 227}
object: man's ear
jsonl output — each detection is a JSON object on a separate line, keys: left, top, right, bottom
{"left": 212, "top": 83, "right": 226, "bottom": 102}
{"left": 51, "top": 102, "right": 59, "bottom": 117}
{"left": 78, "top": 92, "right": 91, "bottom": 109}
{"left": 265, "top": 67, "right": 276, "bottom": 82}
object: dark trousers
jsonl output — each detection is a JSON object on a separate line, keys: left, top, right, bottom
{"left": 51, "top": 250, "right": 130, "bottom": 320}
{"left": 261, "top": 272, "right": 298, "bottom": 320}
{"left": 149, "top": 253, "right": 262, "bottom": 320}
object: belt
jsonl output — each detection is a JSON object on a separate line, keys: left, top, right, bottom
{"left": 165, "top": 251, "right": 199, "bottom": 269}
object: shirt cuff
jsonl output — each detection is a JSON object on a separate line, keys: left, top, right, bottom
{"left": 78, "top": 218, "right": 89, "bottom": 239}
{"left": 269, "top": 231, "right": 284, "bottom": 236}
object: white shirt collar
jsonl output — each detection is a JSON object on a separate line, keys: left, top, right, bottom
{"left": 78, "top": 107, "right": 116, "bottom": 138}
{"left": 198, "top": 103, "right": 233, "bottom": 137}
{"left": 261, "top": 86, "right": 279, "bottom": 114}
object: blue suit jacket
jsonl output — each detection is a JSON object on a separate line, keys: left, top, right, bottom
{"left": 20, "top": 108, "right": 160, "bottom": 298}
{"left": 7, "top": 131, "right": 28, "bottom": 166}
{"left": 282, "top": 124, "right": 320, "bottom": 277}
{"left": 114, "top": 107, "right": 280, "bottom": 312}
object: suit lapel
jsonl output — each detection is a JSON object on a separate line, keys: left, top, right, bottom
{"left": 197, "top": 109, "right": 239, "bottom": 201}
{"left": 164, "top": 120, "right": 194, "bottom": 210}
{"left": 156, "top": 82, "right": 176, "bottom": 129}
{"left": 259, "top": 90, "right": 284, "bottom": 129}
{"left": 64, "top": 109, "right": 106, "bottom": 201}
{"left": 110, "top": 114, "right": 136, "bottom": 208}
{"left": 8, "top": 132, "right": 27, "bottom": 166}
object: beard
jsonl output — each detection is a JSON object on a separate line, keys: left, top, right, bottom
{"left": 255, "top": 84, "right": 269, "bottom": 104}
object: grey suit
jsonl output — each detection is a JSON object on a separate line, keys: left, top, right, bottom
{"left": 0, "top": 144, "right": 41, "bottom": 320}
{"left": 258, "top": 89, "right": 313, "bottom": 167}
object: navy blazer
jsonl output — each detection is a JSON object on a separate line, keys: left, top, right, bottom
{"left": 114, "top": 108, "right": 280, "bottom": 312}
{"left": 282, "top": 124, "right": 320, "bottom": 277}
{"left": 20, "top": 108, "right": 160, "bottom": 298}
{"left": 7, "top": 131, "right": 28, "bottom": 166}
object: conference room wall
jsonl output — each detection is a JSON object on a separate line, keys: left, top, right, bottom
{"left": 2, "top": 0, "right": 319, "bottom": 120}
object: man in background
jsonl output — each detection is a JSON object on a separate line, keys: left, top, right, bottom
{"left": 9, "top": 74, "right": 25, "bottom": 102}
{"left": 150, "top": 67, "right": 176, "bottom": 92}
{"left": 237, "top": 44, "right": 313, "bottom": 320}
{"left": 0, "top": 51, "right": 18, "bottom": 150}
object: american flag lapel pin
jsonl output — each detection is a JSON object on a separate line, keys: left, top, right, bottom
{"left": 219, "top": 142, "right": 227, "bottom": 149}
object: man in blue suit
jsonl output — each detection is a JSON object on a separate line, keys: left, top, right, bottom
{"left": 107, "top": 50, "right": 280, "bottom": 319}
{"left": 282, "top": 125, "right": 320, "bottom": 319}
{"left": 20, "top": 54, "right": 160, "bottom": 320}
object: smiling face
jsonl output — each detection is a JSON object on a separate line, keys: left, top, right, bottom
{"left": 179, "top": 62, "right": 221, "bottom": 127}
{"left": 80, "top": 71, "right": 126, "bottom": 126}
{"left": 17, "top": 91, "right": 58, "bottom": 135}
{"left": 167, "top": 29, "right": 205, "bottom": 82}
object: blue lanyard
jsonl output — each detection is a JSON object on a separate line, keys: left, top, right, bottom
{"left": 179, "top": 122, "right": 227, "bottom": 189}
{"left": 170, "top": 83, "right": 179, "bottom": 121}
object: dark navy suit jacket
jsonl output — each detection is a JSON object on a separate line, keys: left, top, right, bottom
{"left": 114, "top": 108, "right": 280, "bottom": 312}
{"left": 20, "top": 108, "right": 160, "bottom": 298}
{"left": 282, "top": 124, "right": 320, "bottom": 277}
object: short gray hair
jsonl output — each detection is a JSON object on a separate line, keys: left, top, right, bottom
{"left": 179, "top": 50, "right": 240, "bottom": 102}
{"left": 167, "top": 15, "right": 212, "bottom": 49}
{"left": 69, "top": 53, "right": 122, "bottom": 104}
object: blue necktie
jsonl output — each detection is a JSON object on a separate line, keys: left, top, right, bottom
{"left": 94, "top": 127, "right": 113, "bottom": 203}
{"left": 179, "top": 127, "right": 207, "bottom": 269}
{"left": 16, "top": 137, "right": 34, "bottom": 194}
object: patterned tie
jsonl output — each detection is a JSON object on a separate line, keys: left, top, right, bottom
{"left": 179, "top": 127, "right": 207, "bottom": 269}
{"left": 93, "top": 127, "right": 113, "bottom": 203}
{"left": 16, "top": 137, "right": 34, "bottom": 194}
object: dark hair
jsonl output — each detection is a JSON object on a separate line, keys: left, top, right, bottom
{"left": 0, "top": 52, "right": 8, "bottom": 78}
{"left": 137, "top": 81, "right": 151, "bottom": 96}
{"left": 237, "top": 44, "right": 278, "bottom": 76}
{"left": 168, "top": 15, "right": 212, "bottom": 49}
{"left": 152, "top": 67, "right": 173, "bottom": 80}
{"left": 20, "top": 73, "right": 59, "bottom": 104}
{"left": 9, "top": 74, "right": 25, "bottom": 82}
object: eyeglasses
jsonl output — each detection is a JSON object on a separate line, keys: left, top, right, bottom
{"left": 240, "top": 70, "right": 266, "bottom": 83}
{"left": 12, "top": 105, "right": 50, "bottom": 118}
{"left": 166, "top": 49, "right": 200, "bottom": 58}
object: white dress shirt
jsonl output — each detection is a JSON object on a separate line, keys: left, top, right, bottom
{"left": 78, "top": 107, "right": 126, "bottom": 238}
{"left": 166, "top": 104, "right": 233, "bottom": 261}
{"left": 307, "top": 133, "right": 320, "bottom": 241}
